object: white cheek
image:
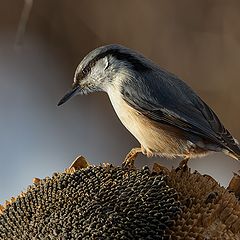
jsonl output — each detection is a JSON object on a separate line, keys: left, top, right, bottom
{"left": 91, "top": 69, "right": 104, "bottom": 80}
{"left": 91, "top": 57, "right": 108, "bottom": 80}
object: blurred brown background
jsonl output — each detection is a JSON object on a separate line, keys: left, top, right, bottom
{"left": 0, "top": 0, "right": 240, "bottom": 203}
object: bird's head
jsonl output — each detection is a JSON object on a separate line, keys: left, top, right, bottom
{"left": 57, "top": 44, "right": 151, "bottom": 106}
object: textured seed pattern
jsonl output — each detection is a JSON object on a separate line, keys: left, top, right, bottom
{"left": 165, "top": 166, "right": 240, "bottom": 239}
{"left": 0, "top": 165, "right": 181, "bottom": 239}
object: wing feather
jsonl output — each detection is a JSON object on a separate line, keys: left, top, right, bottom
{"left": 121, "top": 69, "right": 240, "bottom": 157}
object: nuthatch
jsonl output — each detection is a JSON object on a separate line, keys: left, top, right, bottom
{"left": 58, "top": 44, "right": 240, "bottom": 167}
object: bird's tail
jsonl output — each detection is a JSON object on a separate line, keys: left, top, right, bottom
{"left": 223, "top": 150, "right": 240, "bottom": 161}
{"left": 222, "top": 138, "right": 240, "bottom": 161}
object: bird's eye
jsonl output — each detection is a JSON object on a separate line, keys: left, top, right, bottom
{"left": 82, "top": 66, "right": 91, "bottom": 77}
{"left": 82, "top": 68, "right": 87, "bottom": 75}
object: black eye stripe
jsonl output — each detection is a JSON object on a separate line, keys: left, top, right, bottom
{"left": 83, "top": 66, "right": 90, "bottom": 75}
{"left": 76, "top": 48, "right": 150, "bottom": 82}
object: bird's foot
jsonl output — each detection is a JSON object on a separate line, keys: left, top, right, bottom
{"left": 122, "top": 147, "right": 142, "bottom": 169}
{"left": 177, "top": 157, "right": 190, "bottom": 171}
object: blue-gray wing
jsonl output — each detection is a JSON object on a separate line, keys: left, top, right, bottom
{"left": 121, "top": 69, "right": 240, "bottom": 157}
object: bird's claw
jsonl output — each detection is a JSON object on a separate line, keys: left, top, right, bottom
{"left": 122, "top": 147, "right": 141, "bottom": 169}
{"left": 176, "top": 157, "right": 190, "bottom": 172}
{"left": 122, "top": 158, "right": 135, "bottom": 169}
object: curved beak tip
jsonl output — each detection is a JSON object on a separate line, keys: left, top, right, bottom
{"left": 57, "top": 85, "right": 80, "bottom": 107}
{"left": 57, "top": 98, "right": 65, "bottom": 106}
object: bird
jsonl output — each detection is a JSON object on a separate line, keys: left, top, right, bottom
{"left": 58, "top": 44, "right": 240, "bottom": 168}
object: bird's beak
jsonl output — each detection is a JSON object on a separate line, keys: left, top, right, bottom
{"left": 57, "top": 85, "right": 80, "bottom": 106}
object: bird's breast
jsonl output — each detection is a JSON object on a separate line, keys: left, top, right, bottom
{"left": 107, "top": 87, "right": 145, "bottom": 134}
{"left": 107, "top": 88, "right": 194, "bottom": 158}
